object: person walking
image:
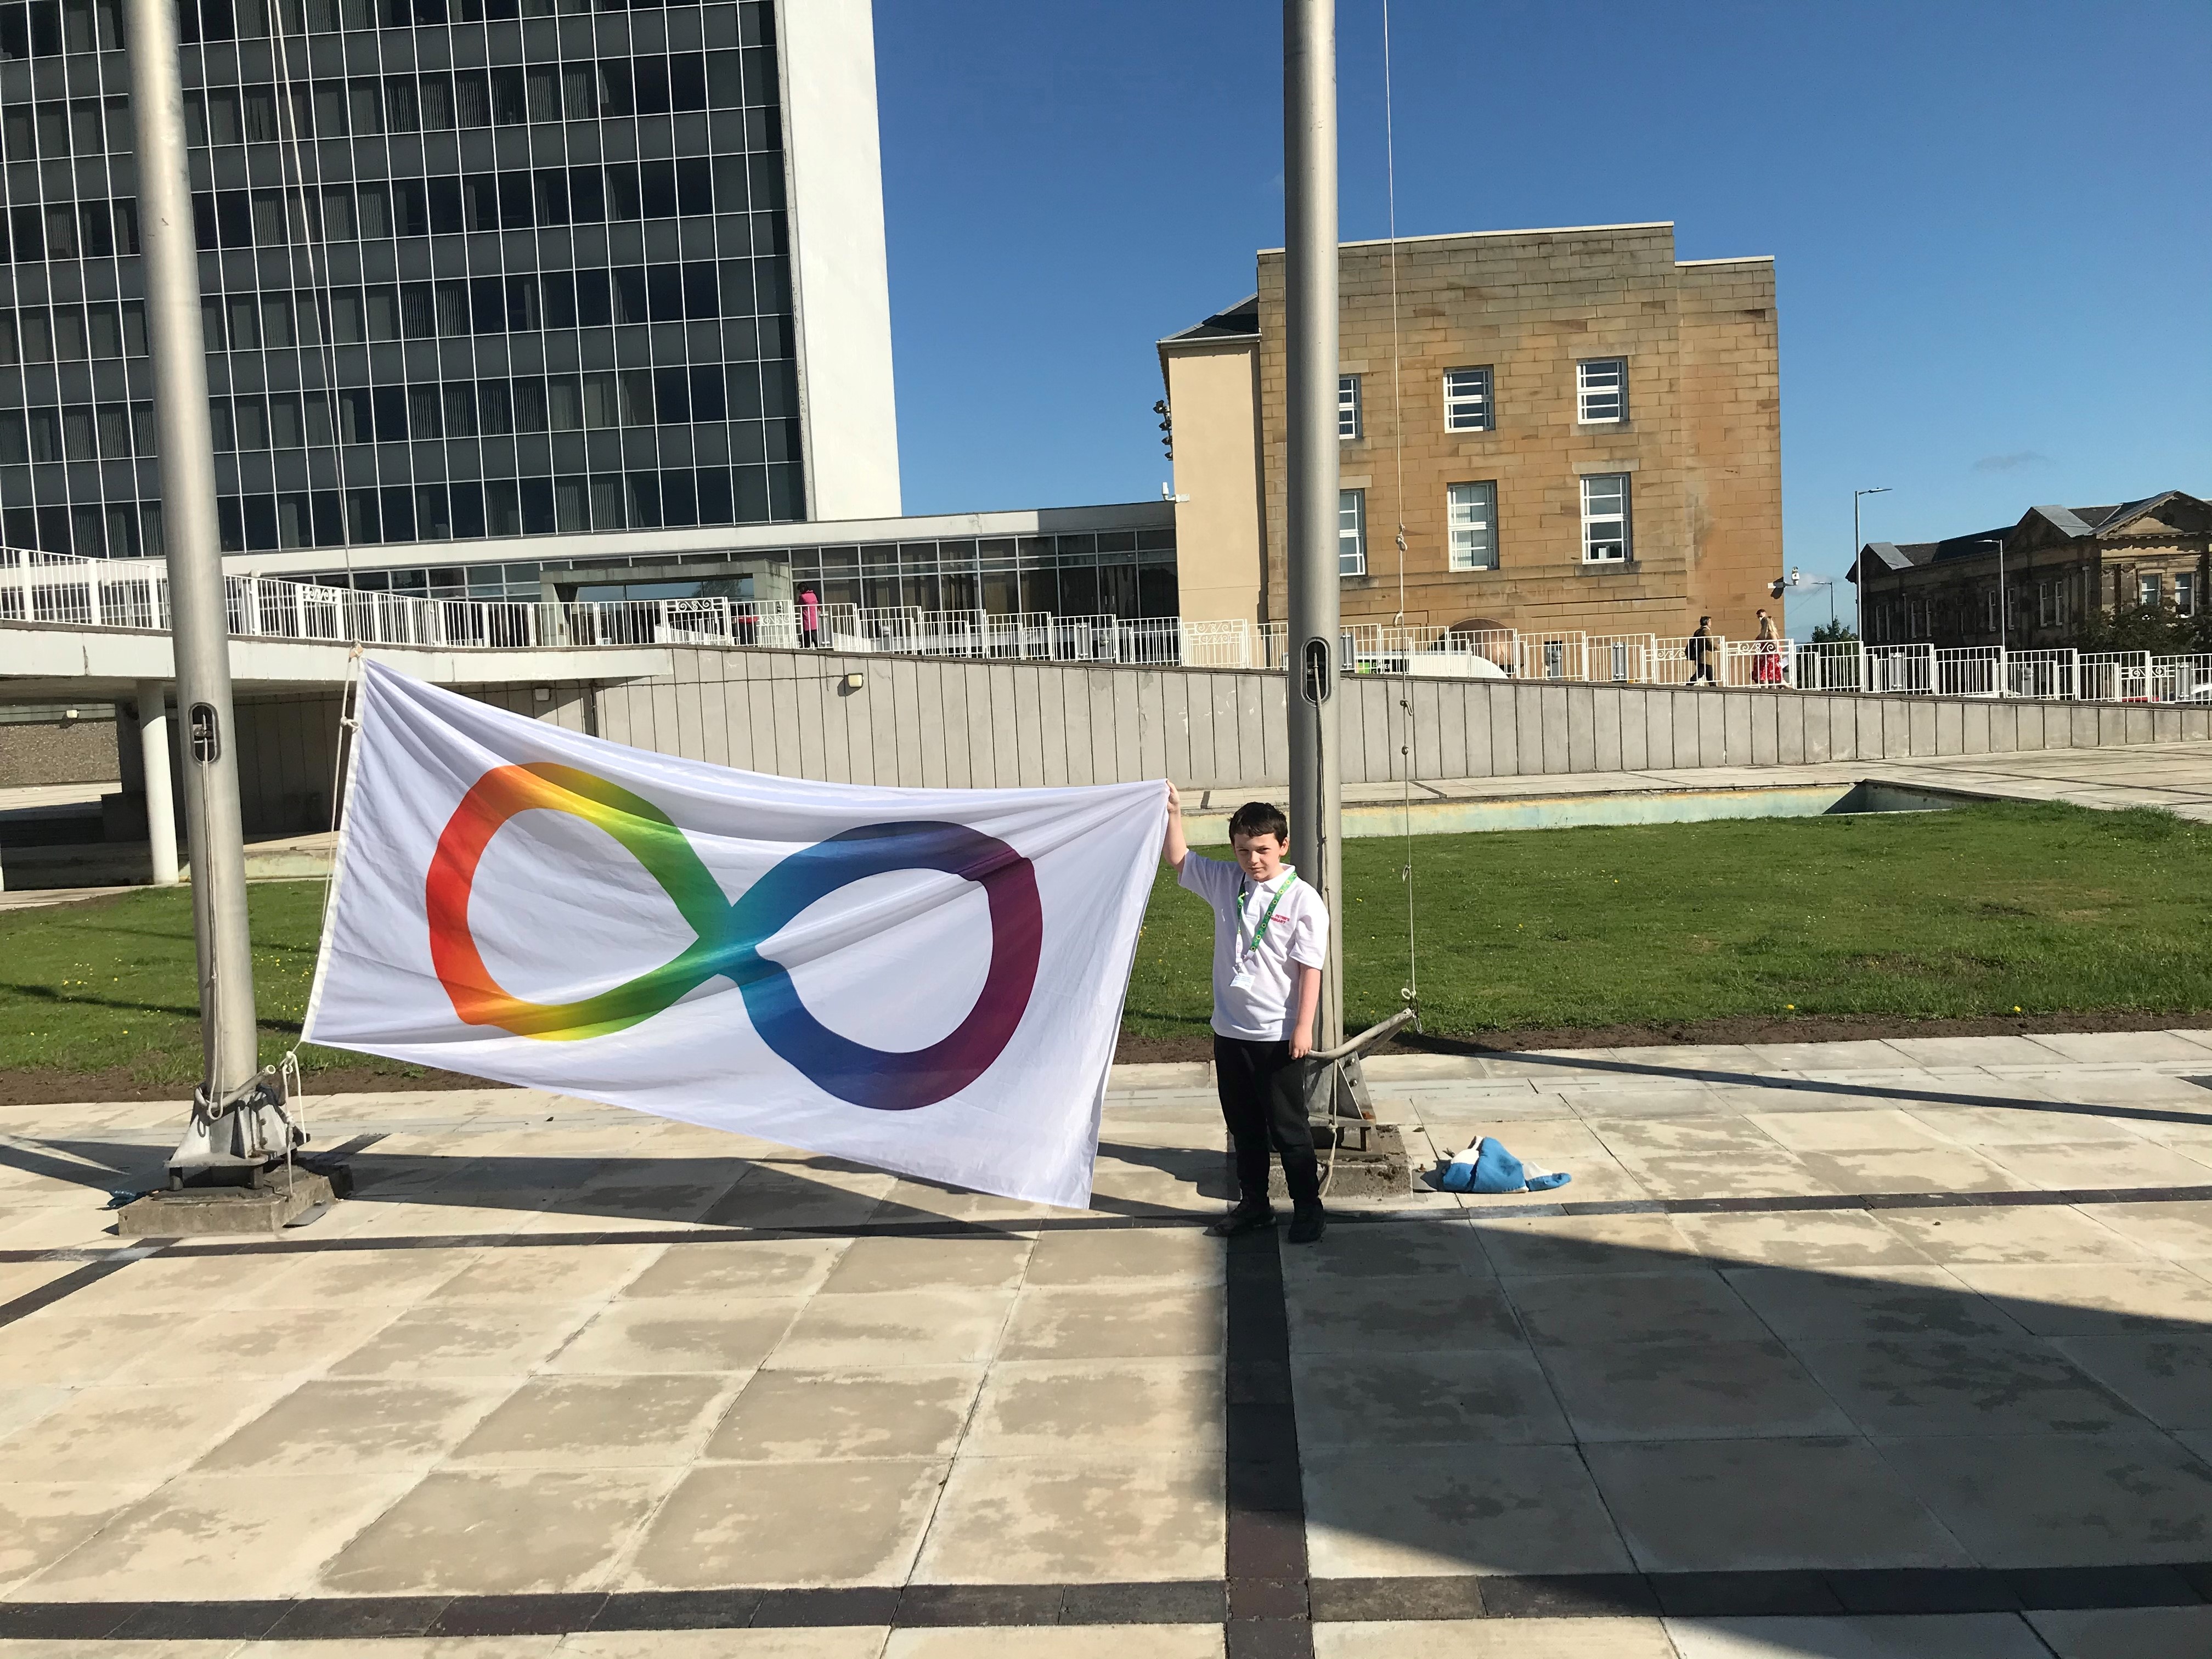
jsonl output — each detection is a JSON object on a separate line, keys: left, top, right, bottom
{"left": 1686, "top": 616, "right": 1717, "bottom": 687}
{"left": 799, "top": 587, "right": 821, "bottom": 648}
{"left": 1161, "top": 787, "right": 1330, "bottom": 1244}
{"left": 1754, "top": 609, "right": 1783, "bottom": 684}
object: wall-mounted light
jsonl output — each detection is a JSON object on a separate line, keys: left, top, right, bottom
{"left": 841, "top": 672, "right": 866, "bottom": 692}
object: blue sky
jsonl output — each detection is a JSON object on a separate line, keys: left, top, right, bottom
{"left": 873, "top": 1, "right": 2211, "bottom": 629}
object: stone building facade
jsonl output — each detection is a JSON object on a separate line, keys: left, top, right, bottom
{"left": 1855, "top": 492, "right": 2210, "bottom": 647}
{"left": 1158, "top": 223, "right": 1781, "bottom": 642}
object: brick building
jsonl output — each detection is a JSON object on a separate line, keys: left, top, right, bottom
{"left": 1855, "top": 492, "right": 2210, "bottom": 647}
{"left": 1157, "top": 222, "right": 1781, "bottom": 642}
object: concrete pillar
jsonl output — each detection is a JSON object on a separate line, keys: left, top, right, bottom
{"left": 137, "top": 681, "right": 179, "bottom": 887}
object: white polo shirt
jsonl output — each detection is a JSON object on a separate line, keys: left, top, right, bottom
{"left": 1178, "top": 852, "right": 1329, "bottom": 1042}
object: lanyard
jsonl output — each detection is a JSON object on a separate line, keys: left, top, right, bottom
{"left": 1236, "top": 868, "right": 1295, "bottom": 962}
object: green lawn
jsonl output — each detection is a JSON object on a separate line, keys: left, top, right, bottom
{"left": 3, "top": 800, "right": 2210, "bottom": 1092}
{"left": 1125, "top": 799, "right": 2212, "bottom": 1041}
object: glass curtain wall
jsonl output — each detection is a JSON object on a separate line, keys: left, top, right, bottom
{"left": 297, "top": 525, "right": 1184, "bottom": 618}
{"left": 0, "top": 0, "right": 802, "bottom": 559}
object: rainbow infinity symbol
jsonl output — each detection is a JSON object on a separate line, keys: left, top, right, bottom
{"left": 426, "top": 763, "right": 1042, "bottom": 1111}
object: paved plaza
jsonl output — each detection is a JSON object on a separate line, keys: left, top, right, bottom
{"left": 2, "top": 1032, "right": 2212, "bottom": 1656}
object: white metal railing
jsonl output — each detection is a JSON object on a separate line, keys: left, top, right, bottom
{"left": 1722, "top": 638, "right": 1796, "bottom": 689}
{"left": 1794, "top": 641, "right": 1865, "bottom": 693}
{"left": 7, "top": 545, "right": 2209, "bottom": 702}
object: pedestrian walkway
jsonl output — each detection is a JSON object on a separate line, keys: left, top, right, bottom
{"left": 1, "top": 1034, "right": 2210, "bottom": 1655}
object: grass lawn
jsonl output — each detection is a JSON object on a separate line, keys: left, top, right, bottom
{"left": 3, "top": 799, "right": 2210, "bottom": 1096}
{"left": 1124, "top": 799, "right": 2212, "bottom": 1043}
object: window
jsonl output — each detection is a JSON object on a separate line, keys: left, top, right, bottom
{"left": 2179, "top": 572, "right": 2197, "bottom": 618}
{"left": 1983, "top": 588, "right": 1999, "bottom": 631}
{"left": 2038, "top": 579, "right": 2059, "bottom": 628}
{"left": 1338, "top": 489, "right": 1365, "bottom": 577}
{"left": 1579, "top": 473, "right": 1629, "bottom": 562}
{"left": 1577, "top": 357, "right": 1626, "bottom": 424}
{"left": 1337, "top": 375, "right": 1359, "bottom": 440}
{"left": 1446, "top": 481, "right": 1497, "bottom": 571}
{"left": 2138, "top": 574, "right": 2161, "bottom": 610}
{"left": 1443, "top": 365, "right": 1492, "bottom": 432}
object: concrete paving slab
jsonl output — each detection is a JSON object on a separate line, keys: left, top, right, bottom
{"left": 1302, "top": 1444, "right": 1633, "bottom": 1578}
{"left": 624, "top": 1458, "right": 947, "bottom": 1588}
{"left": 1722, "top": 1265, "right": 2021, "bottom": 1342}
{"left": 705, "top": 1365, "right": 983, "bottom": 1463}
{"left": 1538, "top": 1338, "right": 1857, "bottom": 1441}
{"left": 25, "top": 1470, "right": 420, "bottom": 1599}
{"left": 1875, "top": 1431, "right": 2212, "bottom": 1566}
{"left": 1668, "top": 1613, "right": 2051, "bottom": 1657}
{"left": 1293, "top": 1347, "right": 1572, "bottom": 1450}
{"left": 2053, "top": 1333, "right": 2212, "bottom": 1430}
{"left": 318, "top": 1467, "right": 676, "bottom": 1595}
{"left": 1316, "top": 1621, "right": 1678, "bottom": 1658}
{"left": 912, "top": 1452, "right": 1221, "bottom": 1584}
{"left": 890, "top": 1629, "right": 1223, "bottom": 1659}
{"left": 2028, "top": 1605, "right": 2212, "bottom": 1657}
{"left": 1587, "top": 1436, "right": 1973, "bottom": 1572}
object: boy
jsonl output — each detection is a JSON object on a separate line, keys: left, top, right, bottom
{"left": 1161, "top": 786, "right": 1329, "bottom": 1243}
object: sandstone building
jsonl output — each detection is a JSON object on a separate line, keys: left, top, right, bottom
{"left": 1157, "top": 222, "right": 1781, "bottom": 644}
{"left": 1855, "top": 492, "right": 2210, "bottom": 647}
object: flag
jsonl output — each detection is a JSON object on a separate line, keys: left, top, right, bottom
{"left": 303, "top": 661, "right": 1165, "bottom": 1208}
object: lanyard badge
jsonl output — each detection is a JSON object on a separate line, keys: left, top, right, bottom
{"left": 1229, "top": 868, "right": 1295, "bottom": 989}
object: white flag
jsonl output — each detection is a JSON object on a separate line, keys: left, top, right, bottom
{"left": 304, "top": 661, "right": 1165, "bottom": 1208}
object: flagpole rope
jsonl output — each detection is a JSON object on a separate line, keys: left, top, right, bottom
{"left": 1382, "top": 0, "right": 1420, "bottom": 1019}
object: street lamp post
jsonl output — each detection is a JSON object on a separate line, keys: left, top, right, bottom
{"left": 1853, "top": 487, "right": 1891, "bottom": 643}
{"left": 1978, "top": 536, "right": 2008, "bottom": 696}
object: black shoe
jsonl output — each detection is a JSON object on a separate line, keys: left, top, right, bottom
{"left": 1207, "top": 1204, "right": 1276, "bottom": 1238}
{"left": 1286, "top": 1203, "right": 1326, "bottom": 1244}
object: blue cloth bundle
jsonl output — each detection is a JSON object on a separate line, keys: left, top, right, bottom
{"left": 1440, "top": 1138, "right": 1572, "bottom": 1194}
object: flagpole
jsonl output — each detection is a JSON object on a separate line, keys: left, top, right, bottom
{"left": 1284, "top": 0, "right": 1344, "bottom": 1053}
{"left": 126, "top": 0, "right": 298, "bottom": 1193}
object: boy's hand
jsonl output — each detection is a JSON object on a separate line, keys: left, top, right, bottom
{"left": 1289, "top": 1029, "right": 1312, "bottom": 1060}
{"left": 1161, "top": 782, "right": 1188, "bottom": 869}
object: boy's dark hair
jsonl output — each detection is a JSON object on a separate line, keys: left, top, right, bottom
{"left": 1228, "top": 800, "right": 1290, "bottom": 843}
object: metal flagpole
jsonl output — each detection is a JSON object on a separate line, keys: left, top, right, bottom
{"left": 1284, "top": 0, "right": 1343, "bottom": 1053}
{"left": 127, "top": 0, "right": 297, "bottom": 1188}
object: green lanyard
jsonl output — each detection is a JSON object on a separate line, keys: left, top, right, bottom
{"left": 1237, "top": 868, "right": 1295, "bottom": 962}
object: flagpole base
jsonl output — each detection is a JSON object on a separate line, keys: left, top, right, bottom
{"left": 117, "top": 1158, "right": 353, "bottom": 1238}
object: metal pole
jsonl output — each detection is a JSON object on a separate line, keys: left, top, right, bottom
{"left": 1284, "top": 0, "right": 1342, "bottom": 1052}
{"left": 1853, "top": 487, "right": 1889, "bottom": 645}
{"left": 136, "top": 681, "right": 179, "bottom": 887}
{"left": 128, "top": 0, "right": 287, "bottom": 1171}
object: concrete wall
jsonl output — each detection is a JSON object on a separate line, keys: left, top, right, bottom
{"left": 592, "top": 646, "right": 2212, "bottom": 791}
{"left": 224, "top": 646, "right": 2212, "bottom": 837}
{"left": 0, "top": 716, "right": 120, "bottom": 787}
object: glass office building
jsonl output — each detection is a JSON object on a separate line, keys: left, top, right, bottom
{"left": 0, "top": 0, "right": 1180, "bottom": 622}
{"left": 0, "top": 0, "right": 856, "bottom": 561}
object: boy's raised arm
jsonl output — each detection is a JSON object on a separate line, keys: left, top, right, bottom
{"left": 1162, "top": 782, "right": 1188, "bottom": 870}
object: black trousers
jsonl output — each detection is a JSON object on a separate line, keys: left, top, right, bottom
{"left": 1214, "top": 1034, "right": 1320, "bottom": 1209}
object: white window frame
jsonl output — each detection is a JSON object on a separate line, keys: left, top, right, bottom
{"left": 1446, "top": 480, "right": 1498, "bottom": 571}
{"left": 1983, "top": 589, "right": 2000, "bottom": 631}
{"left": 1337, "top": 375, "right": 1361, "bottom": 440}
{"left": 1578, "top": 472, "right": 1629, "bottom": 563}
{"left": 1576, "top": 357, "right": 1626, "bottom": 424}
{"left": 1443, "top": 365, "right": 1492, "bottom": 432}
{"left": 2139, "top": 574, "right": 2162, "bottom": 610}
{"left": 2038, "top": 579, "right": 2058, "bottom": 628}
{"left": 2178, "top": 571, "right": 2198, "bottom": 617}
{"left": 1338, "top": 488, "right": 1365, "bottom": 576}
